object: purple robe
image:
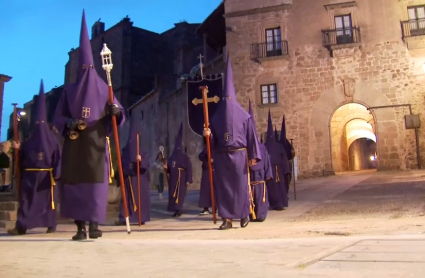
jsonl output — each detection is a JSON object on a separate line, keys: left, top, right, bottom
{"left": 247, "top": 100, "right": 272, "bottom": 221}
{"left": 279, "top": 116, "right": 295, "bottom": 192}
{"left": 167, "top": 123, "right": 193, "bottom": 212}
{"left": 16, "top": 80, "right": 61, "bottom": 230}
{"left": 249, "top": 143, "right": 273, "bottom": 221}
{"left": 118, "top": 148, "right": 151, "bottom": 223}
{"left": 198, "top": 148, "right": 215, "bottom": 208}
{"left": 52, "top": 12, "right": 125, "bottom": 223}
{"left": 209, "top": 57, "right": 261, "bottom": 220}
{"left": 118, "top": 115, "right": 150, "bottom": 223}
{"left": 265, "top": 110, "right": 290, "bottom": 209}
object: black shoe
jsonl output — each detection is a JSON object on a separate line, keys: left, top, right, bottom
{"left": 46, "top": 227, "right": 56, "bottom": 233}
{"left": 7, "top": 227, "right": 26, "bottom": 235}
{"left": 252, "top": 219, "right": 265, "bottom": 223}
{"left": 274, "top": 207, "right": 284, "bottom": 211}
{"left": 240, "top": 217, "right": 249, "bottom": 228}
{"left": 72, "top": 220, "right": 87, "bottom": 241}
{"left": 172, "top": 211, "right": 182, "bottom": 217}
{"left": 114, "top": 220, "right": 126, "bottom": 226}
{"left": 88, "top": 222, "right": 102, "bottom": 239}
{"left": 218, "top": 219, "right": 232, "bottom": 230}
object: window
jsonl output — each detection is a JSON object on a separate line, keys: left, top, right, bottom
{"left": 265, "top": 27, "right": 282, "bottom": 57}
{"left": 408, "top": 6, "right": 425, "bottom": 31}
{"left": 334, "top": 14, "right": 353, "bottom": 44}
{"left": 261, "top": 84, "right": 278, "bottom": 104}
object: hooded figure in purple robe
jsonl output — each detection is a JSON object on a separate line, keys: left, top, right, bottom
{"left": 115, "top": 115, "right": 150, "bottom": 225}
{"left": 274, "top": 126, "right": 279, "bottom": 142}
{"left": 198, "top": 137, "right": 215, "bottom": 214}
{"left": 279, "top": 116, "right": 295, "bottom": 194}
{"left": 248, "top": 100, "right": 273, "bottom": 222}
{"left": 165, "top": 123, "right": 193, "bottom": 217}
{"left": 8, "top": 80, "right": 61, "bottom": 235}
{"left": 205, "top": 57, "right": 261, "bottom": 230}
{"left": 52, "top": 11, "right": 125, "bottom": 240}
{"left": 265, "top": 110, "right": 290, "bottom": 210}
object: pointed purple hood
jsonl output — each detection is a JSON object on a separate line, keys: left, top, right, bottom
{"left": 210, "top": 56, "right": 250, "bottom": 146}
{"left": 123, "top": 114, "right": 139, "bottom": 163}
{"left": 27, "top": 80, "right": 57, "bottom": 157}
{"left": 174, "top": 122, "right": 183, "bottom": 152}
{"left": 274, "top": 126, "right": 279, "bottom": 141}
{"left": 248, "top": 99, "right": 256, "bottom": 129}
{"left": 168, "top": 122, "right": 187, "bottom": 167}
{"left": 266, "top": 110, "right": 274, "bottom": 142}
{"left": 248, "top": 99, "right": 263, "bottom": 171}
{"left": 65, "top": 10, "right": 109, "bottom": 123}
{"left": 35, "top": 80, "right": 47, "bottom": 124}
{"left": 279, "top": 116, "right": 287, "bottom": 144}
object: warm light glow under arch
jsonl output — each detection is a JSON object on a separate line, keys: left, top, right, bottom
{"left": 346, "top": 119, "right": 376, "bottom": 148}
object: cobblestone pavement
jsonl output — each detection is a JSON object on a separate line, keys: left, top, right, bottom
{"left": 1, "top": 170, "right": 425, "bottom": 277}
{"left": 1, "top": 235, "right": 425, "bottom": 277}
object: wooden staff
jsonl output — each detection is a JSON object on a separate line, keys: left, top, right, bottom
{"left": 101, "top": 44, "right": 131, "bottom": 234}
{"left": 12, "top": 103, "right": 20, "bottom": 198}
{"left": 199, "top": 85, "right": 217, "bottom": 224}
{"left": 136, "top": 133, "right": 142, "bottom": 226}
{"left": 290, "top": 138, "right": 296, "bottom": 200}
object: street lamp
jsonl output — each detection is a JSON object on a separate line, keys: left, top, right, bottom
{"left": 16, "top": 109, "right": 26, "bottom": 121}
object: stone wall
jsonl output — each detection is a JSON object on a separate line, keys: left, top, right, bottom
{"left": 0, "top": 74, "right": 12, "bottom": 140}
{"left": 224, "top": 0, "right": 425, "bottom": 177}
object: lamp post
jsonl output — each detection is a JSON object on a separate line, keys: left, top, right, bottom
{"left": 9, "top": 106, "right": 26, "bottom": 194}
{"left": 101, "top": 43, "right": 131, "bottom": 234}
{"left": 11, "top": 103, "right": 20, "bottom": 196}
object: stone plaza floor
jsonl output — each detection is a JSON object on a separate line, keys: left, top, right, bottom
{"left": 1, "top": 169, "right": 425, "bottom": 277}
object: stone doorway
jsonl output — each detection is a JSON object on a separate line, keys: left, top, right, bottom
{"left": 330, "top": 103, "right": 377, "bottom": 172}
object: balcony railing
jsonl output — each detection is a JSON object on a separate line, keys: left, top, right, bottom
{"left": 401, "top": 19, "right": 425, "bottom": 38}
{"left": 321, "top": 27, "right": 361, "bottom": 48}
{"left": 250, "top": 40, "right": 289, "bottom": 60}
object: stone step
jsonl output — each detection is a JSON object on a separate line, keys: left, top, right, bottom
{"left": 0, "top": 201, "right": 18, "bottom": 211}
{"left": 0, "top": 211, "right": 17, "bottom": 221}
{"left": 107, "top": 204, "right": 119, "bottom": 213}
{"left": 106, "top": 211, "right": 118, "bottom": 220}
{"left": 0, "top": 220, "right": 15, "bottom": 230}
{"left": 0, "top": 193, "right": 18, "bottom": 202}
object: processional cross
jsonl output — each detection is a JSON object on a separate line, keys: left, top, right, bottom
{"left": 191, "top": 54, "right": 219, "bottom": 106}
{"left": 190, "top": 54, "right": 218, "bottom": 223}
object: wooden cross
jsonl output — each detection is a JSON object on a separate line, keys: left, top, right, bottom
{"left": 198, "top": 54, "right": 204, "bottom": 79}
{"left": 192, "top": 95, "right": 219, "bottom": 106}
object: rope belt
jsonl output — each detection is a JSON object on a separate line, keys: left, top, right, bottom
{"left": 275, "top": 165, "right": 280, "bottom": 182}
{"left": 229, "top": 148, "right": 256, "bottom": 220}
{"left": 250, "top": 180, "right": 267, "bottom": 203}
{"left": 24, "top": 168, "right": 55, "bottom": 210}
{"left": 173, "top": 168, "right": 185, "bottom": 204}
{"left": 127, "top": 176, "right": 137, "bottom": 212}
{"left": 106, "top": 137, "right": 114, "bottom": 184}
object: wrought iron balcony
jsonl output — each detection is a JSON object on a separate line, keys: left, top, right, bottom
{"left": 401, "top": 19, "right": 425, "bottom": 38}
{"left": 250, "top": 40, "right": 289, "bottom": 60}
{"left": 321, "top": 27, "right": 361, "bottom": 48}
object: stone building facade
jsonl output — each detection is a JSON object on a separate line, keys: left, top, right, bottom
{"left": 127, "top": 6, "right": 226, "bottom": 189}
{"left": 0, "top": 74, "right": 12, "bottom": 140}
{"left": 223, "top": 0, "right": 425, "bottom": 178}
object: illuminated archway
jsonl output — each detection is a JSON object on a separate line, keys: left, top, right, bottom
{"left": 330, "top": 103, "right": 377, "bottom": 172}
